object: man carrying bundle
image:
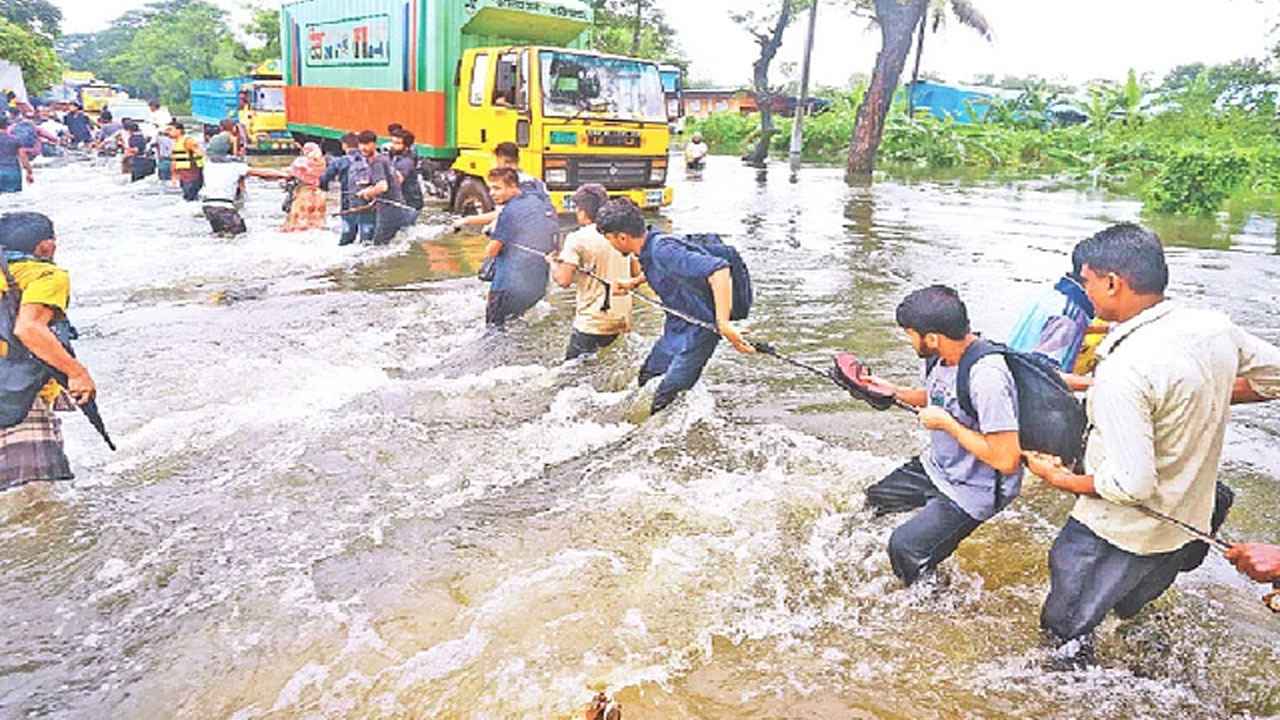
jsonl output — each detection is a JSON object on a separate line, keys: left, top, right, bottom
{"left": 0, "top": 212, "right": 98, "bottom": 492}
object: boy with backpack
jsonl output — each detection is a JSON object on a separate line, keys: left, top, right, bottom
{"left": 862, "top": 285, "right": 1025, "bottom": 586}
{"left": 595, "top": 198, "right": 754, "bottom": 413}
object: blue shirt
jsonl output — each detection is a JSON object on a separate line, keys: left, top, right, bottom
{"left": 639, "top": 230, "right": 728, "bottom": 350}
{"left": 491, "top": 190, "right": 558, "bottom": 298}
{"left": 320, "top": 150, "right": 361, "bottom": 209}
{"left": 1006, "top": 275, "right": 1095, "bottom": 371}
{"left": 0, "top": 133, "right": 20, "bottom": 169}
{"left": 65, "top": 112, "right": 92, "bottom": 142}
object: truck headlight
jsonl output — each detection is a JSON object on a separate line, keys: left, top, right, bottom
{"left": 546, "top": 168, "right": 568, "bottom": 185}
{"left": 649, "top": 166, "right": 667, "bottom": 183}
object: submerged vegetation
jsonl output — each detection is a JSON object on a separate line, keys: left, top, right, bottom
{"left": 688, "top": 63, "right": 1280, "bottom": 215}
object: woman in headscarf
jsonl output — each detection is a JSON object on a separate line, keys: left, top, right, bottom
{"left": 282, "top": 142, "right": 328, "bottom": 232}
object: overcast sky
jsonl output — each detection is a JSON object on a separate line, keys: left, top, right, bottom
{"left": 57, "top": 0, "right": 1278, "bottom": 87}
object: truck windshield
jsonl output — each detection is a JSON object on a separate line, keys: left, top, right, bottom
{"left": 254, "top": 86, "right": 286, "bottom": 112}
{"left": 539, "top": 51, "right": 665, "bottom": 123}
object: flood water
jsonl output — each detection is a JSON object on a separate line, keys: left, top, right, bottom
{"left": 1, "top": 154, "right": 1278, "bottom": 719}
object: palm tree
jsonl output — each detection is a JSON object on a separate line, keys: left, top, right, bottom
{"left": 906, "top": 0, "right": 993, "bottom": 116}
{"left": 845, "top": 0, "right": 992, "bottom": 179}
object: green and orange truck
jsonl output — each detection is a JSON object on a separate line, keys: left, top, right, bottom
{"left": 279, "top": 0, "right": 674, "bottom": 214}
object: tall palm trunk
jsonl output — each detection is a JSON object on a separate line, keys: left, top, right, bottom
{"left": 631, "top": 0, "right": 643, "bottom": 56}
{"left": 745, "top": 0, "right": 793, "bottom": 168}
{"left": 906, "top": 12, "right": 927, "bottom": 117}
{"left": 846, "top": 0, "right": 928, "bottom": 180}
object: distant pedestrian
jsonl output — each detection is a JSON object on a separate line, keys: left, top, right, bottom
{"left": 388, "top": 128, "right": 424, "bottom": 211}
{"left": 320, "top": 133, "right": 367, "bottom": 246}
{"left": 282, "top": 143, "right": 329, "bottom": 232}
{"left": 168, "top": 122, "right": 206, "bottom": 202}
{"left": 0, "top": 116, "right": 34, "bottom": 193}
{"left": 351, "top": 130, "right": 414, "bottom": 245}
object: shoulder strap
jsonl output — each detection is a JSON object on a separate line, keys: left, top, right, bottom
{"left": 955, "top": 338, "right": 1005, "bottom": 420}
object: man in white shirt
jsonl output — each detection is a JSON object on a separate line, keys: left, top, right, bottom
{"left": 549, "top": 183, "right": 640, "bottom": 360}
{"left": 147, "top": 99, "right": 173, "bottom": 129}
{"left": 199, "top": 144, "right": 285, "bottom": 236}
{"left": 1025, "top": 223, "right": 1280, "bottom": 665}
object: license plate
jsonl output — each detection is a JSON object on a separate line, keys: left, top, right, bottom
{"left": 644, "top": 190, "right": 664, "bottom": 207}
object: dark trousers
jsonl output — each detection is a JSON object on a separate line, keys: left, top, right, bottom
{"left": 130, "top": 159, "right": 155, "bottom": 182}
{"left": 486, "top": 288, "right": 544, "bottom": 327}
{"left": 638, "top": 329, "right": 720, "bottom": 413}
{"left": 1040, "top": 482, "right": 1234, "bottom": 644}
{"left": 202, "top": 204, "right": 246, "bottom": 237}
{"left": 565, "top": 330, "right": 619, "bottom": 361}
{"left": 180, "top": 173, "right": 204, "bottom": 202}
{"left": 865, "top": 457, "right": 983, "bottom": 586}
{"left": 371, "top": 204, "right": 418, "bottom": 245}
{"left": 157, "top": 158, "right": 172, "bottom": 182}
{"left": 340, "top": 212, "right": 375, "bottom": 246}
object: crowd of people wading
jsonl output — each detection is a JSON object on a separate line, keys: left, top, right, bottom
{"left": 2, "top": 88, "right": 1280, "bottom": 717}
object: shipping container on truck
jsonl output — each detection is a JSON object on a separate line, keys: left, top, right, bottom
{"left": 279, "top": 0, "right": 673, "bottom": 214}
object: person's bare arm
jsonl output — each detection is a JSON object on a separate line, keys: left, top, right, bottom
{"left": 358, "top": 179, "right": 389, "bottom": 201}
{"left": 484, "top": 239, "right": 504, "bottom": 259}
{"left": 920, "top": 407, "right": 1022, "bottom": 475}
{"left": 1225, "top": 544, "right": 1280, "bottom": 583}
{"left": 550, "top": 257, "right": 576, "bottom": 288}
{"left": 13, "top": 304, "right": 95, "bottom": 404}
{"left": 1061, "top": 372, "right": 1093, "bottom": 391}
{"left": 455, "top": 209, "right": 499, "bottom": 230}
{"left": 708, "top": 267, "right": 753, "bottom": 354}
{"left": 18, "top": 147, "right": 32, "bottom": 182}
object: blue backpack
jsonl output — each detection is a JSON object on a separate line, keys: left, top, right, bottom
{"left": 672, "top": 233, "right": 754, "bottom": 321}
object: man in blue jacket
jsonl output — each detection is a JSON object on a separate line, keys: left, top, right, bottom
{"left": 595, "top": 199, "right": 754, "bottom": 413}
{"left": 319, "top": 133, "right": 368, "bottom": 246}
{"left": 483, "top": 167, "right": 559, "bottom": 327}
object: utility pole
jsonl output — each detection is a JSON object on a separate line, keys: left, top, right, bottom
{"left": 789, "top": 0, "right": 819, "bottom": 174}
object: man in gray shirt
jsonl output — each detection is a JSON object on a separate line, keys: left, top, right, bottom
{"left": 863, "top": 285, "right": 1024, "bottom": 585}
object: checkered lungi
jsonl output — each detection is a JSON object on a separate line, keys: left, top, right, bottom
{"left": 0, "top": 396, "right": 74, "bottom": 491}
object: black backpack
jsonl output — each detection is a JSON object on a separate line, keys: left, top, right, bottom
{"left": 670, "top": 233, "right": 753, "bottom": 321}
{"left": 934, "top": 338, "right": 1087, "bottom": 468}
{"left": 0, "top": 255, "right": 54, "bottom": 427}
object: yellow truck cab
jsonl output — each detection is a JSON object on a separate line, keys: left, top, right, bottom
{"left": 452, "top": 46, "right": 673, "bottom": 214}
{"left": 280, "top": 0, "right": 672, "bottom": 215}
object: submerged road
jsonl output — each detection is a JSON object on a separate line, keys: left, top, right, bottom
{"left": 1, "top": 154, "right": 1278, "bottom": 718}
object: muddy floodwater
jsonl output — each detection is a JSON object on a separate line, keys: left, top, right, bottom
{"left": 1, "top": 155, "right": 1278, "bottom": 719}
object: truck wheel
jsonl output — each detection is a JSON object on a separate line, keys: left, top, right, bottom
{"left": 453, "top": 177, "right": 494, "bottom": 216}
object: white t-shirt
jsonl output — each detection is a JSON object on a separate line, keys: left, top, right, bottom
{"left": 558, "top": 224, "right": 633, "bottom": 335}
{"left": 201, "top": 161, "right": 249, "bottom": 204}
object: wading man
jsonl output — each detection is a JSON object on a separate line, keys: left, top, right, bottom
{"left": 862, "top": 285, "right": 1024, "bottom": 586}
{"left": 320, "top": 133, "right": 367, "bottom": 246}
{"left": 0, "top": 212, "right": 98, "bottom": 493}
{"left": 595, "top": 199, "right": 754, "bottom": 413}
{"left": 1023, "top": 224, "right": 1280, "bottom": 665}
{"left": 482, "top": 167, "right": 558, "bottom": 327}
{"left": 550, "top": 184, "right": 637, "bottom": 360}
{"left": 352, "top": 130, "right": 415, "bottom": 246}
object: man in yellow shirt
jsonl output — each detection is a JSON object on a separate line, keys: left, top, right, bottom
{"left": 0, "top": 212, "right": 98, "bottom": 491}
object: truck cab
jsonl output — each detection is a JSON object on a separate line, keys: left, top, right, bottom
{"left": 237, "top": 80, "right": 292, "bottom": 153}
{"left": 451, "top": 46, "right": 672, "bottom": 215}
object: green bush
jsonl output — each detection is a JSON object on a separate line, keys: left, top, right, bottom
{"left": 1144, "top": 148, "right": 1254, "bottom": 215}
{"left": 681, "top": 79, "right": 1280, "bottom": 215}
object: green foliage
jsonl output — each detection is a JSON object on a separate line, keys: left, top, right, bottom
{"left": 56, "top": 0, "right": 249, "bottom": 112}
{"left": 1143, "top": 148, "right": 1253, "bottom": 215}
{"left": 0, "top": 0, "right": 61, "bottom": 40}
{"left": 686, "top": 66, "right": 1280, "bottom": 216}
{"left": 588, "top": 0, "right": 683, "bottom": 63}
{"left": 242, "top": 4, "right": 281, "bottom": 64}
{"left": 0, "top": 18, "right": 62, "bottom": 93}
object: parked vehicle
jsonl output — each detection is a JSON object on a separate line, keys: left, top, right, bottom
{"left": 191, "top": 66, "right": 293, "bottom": 154}
{"left": 279, "top": 0, "right": 673, "bottom": 213}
